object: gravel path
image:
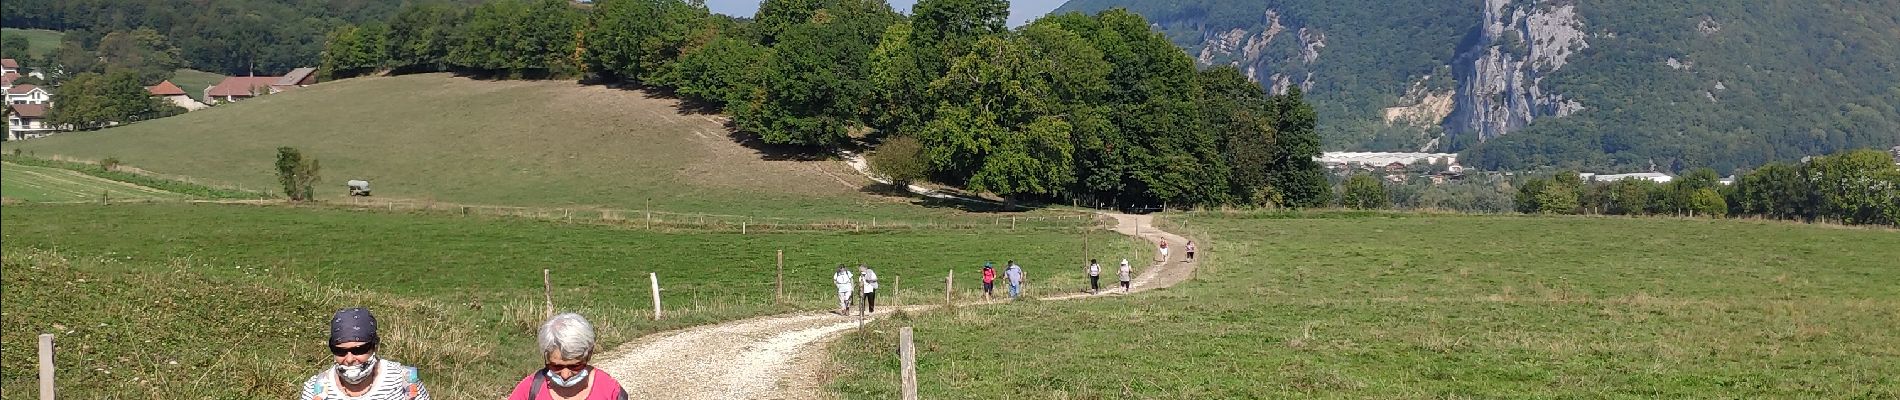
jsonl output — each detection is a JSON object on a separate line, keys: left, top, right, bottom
{"left": 589, "top": 212, "right": 1199, "bottom": 399}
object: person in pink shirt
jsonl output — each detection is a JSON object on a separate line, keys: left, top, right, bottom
{"left": 507, "top": 313, "right": 627, "bottom": 400}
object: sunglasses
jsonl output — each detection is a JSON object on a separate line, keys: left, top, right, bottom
{"left": 330, "top": 344, "right": 376, "bottom": 357}
{"left": 546, "top": 362, "right": 588, "bottom": 372}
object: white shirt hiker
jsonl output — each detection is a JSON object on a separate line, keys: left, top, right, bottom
{"left": 860, "top": 269, "right": 878, "bottom": 294}
{"left": 1118, "top": 259, "right": 1132, "bottom": 282}
{"left": 1088, "top": 262, "right": 1100, "bottom": 277}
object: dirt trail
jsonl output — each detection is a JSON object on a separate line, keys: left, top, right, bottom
{"left": 590, "top": 212, "right": 1197, "bottom": 399}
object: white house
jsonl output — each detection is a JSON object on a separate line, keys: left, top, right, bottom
{"left": 7, "top": 103, "right": 56, "bottom": 140}
{"left": 6, "top": 83, "right": 50, "bottom": 105}
{"left": 1578, "top": 172, "right": 1674, "bottom": 184}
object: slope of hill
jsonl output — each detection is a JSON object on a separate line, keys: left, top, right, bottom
{"left": 0, "top": 27, "right": 61, "bottom": 57}
{"left": 1054, "top": 0, "right": 1900, "bottom": 173}
{"left": 1, "top": 73, "right": 958, "bottom": 220}
{"left": 167, "top": 68, "right": 227, "bottom": 102}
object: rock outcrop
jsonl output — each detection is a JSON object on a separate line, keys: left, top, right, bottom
{"left": 1442, "top": 0, "right": 1589, "bottom": 143}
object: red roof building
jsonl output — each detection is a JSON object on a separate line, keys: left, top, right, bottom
{"left": 147, "top": 80, "right": 189, "bottom": 96}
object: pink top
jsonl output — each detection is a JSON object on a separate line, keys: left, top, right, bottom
{"left": 506, "top": 368, "right": 626, "bottom": 400}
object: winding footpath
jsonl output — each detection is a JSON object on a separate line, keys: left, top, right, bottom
{"left": 591, "top": 212, "right": 1197, "bottom": 399}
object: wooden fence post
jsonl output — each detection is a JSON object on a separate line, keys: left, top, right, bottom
{"left": 776, "top": 250, "right": 785, "bottom": 305}
{"left": 944, "top": 270, "right": 954, "bottom": 305}
{"left": 893, "top": 275, "right": 901, "bottom": 307}
{"left": 899, "top": 327, "right": 918, "bottom": 400}
{"left": 649, "top": 273, "right": 663, "bottom": 320}
{"left": 38, "top": 333, "right": 54, "bottom": 400}
{"left": 645, "top": 198, "right": 652, "bottom": 230}
{"left": 543, "top": 269, "right": 554, "bottom": 318}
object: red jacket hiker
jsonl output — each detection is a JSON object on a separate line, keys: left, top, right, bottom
{"left": 982, "top": 267, "right": 996, "bottom": 283}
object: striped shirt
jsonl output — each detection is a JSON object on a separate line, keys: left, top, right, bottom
{"left": 300, "top": 359, "right": 429, "bottom": 400}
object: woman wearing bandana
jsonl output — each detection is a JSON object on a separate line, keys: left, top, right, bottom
{"left": 300, "top": 308, "right": 431, "bottom": 400}
{"left": 508, "top": 313, "right": 628, "bottom": 400}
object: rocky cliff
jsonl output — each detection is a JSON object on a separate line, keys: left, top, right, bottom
{"left": 1443, "top": 0, "right": 1589, "bottom": 142}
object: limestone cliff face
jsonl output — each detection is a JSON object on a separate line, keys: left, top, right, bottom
{"left": 1443, "top": 0, "right": 1589, "bottom": 143}
{"left": 1193, "top": 9, "right": 1317, "bottom": 94}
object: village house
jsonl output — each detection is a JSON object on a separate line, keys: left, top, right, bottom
{"left": 3, "top": 59, "right": 52, "bottom": 106}
{"left": 7, "top": 103, "right": 55, "bottom": 140}
{"left": 203, "top": 67, "right": 317, "bottom": 104}
{"left": 147, "top": 80, "right": 207, "bottom": 111}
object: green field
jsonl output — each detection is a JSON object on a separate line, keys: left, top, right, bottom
{"left": 1, "top": 28, "right": 61, "bottom": 58}
{"left": 0, "top": 203, "right": 1142, "bottom": 398}
{"left": 0, "top": 73, "right": 1052, "bottom": 222}
{"left": 169, "top": 68, "right": 227, "bottom": 102}
{"left": 831, "top": 212, "right": 1900, "bottom": 398}
{"left": 1, "top": 162, "right": 187, "bottom": 201}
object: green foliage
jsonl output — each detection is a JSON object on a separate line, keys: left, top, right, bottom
{"left": 1, "top": 32, "right": 34, "bottom": 58}
{"left": 1, "top": 0, "right": 475, "bottom": 76}
{"left": 667, "top": 36, "right": 770, "bottom": 109}
{"left": 1802, "top": 149, "right": 1900, "bottom": 226}
{"left": 318, "top": 24, "right": 390, "bottom": 79}
{"left": 1732, "top": 162, "right": 1808, "bottom": 219}
{"left": 449, "top": 0, "right": 583, "bottom": 77}
{"left": 738, "top": 0, "right": 897, "bottom": 147}
{"left": 1340, "top": 174, "right": 1388, "bottom": 209}
{"left": 274, "top": 147, "right": 320, "bottom": 201}
{"left": 868, "top": 135, "right": 928, "bottom": 186}
{"left": 1687, "top": 187, "right": 1728, "bottom": 218}
{"left": 384, "top": 4, "right": 465, "bottom": 73}
{"left": 49, "top": 71, "right": 183, "bottom": 129}
{"left": 585, "top": 0, "right": 714, "bottom": 83}
{"left": 93, "top": 28, "right": 188, "bottom": 85}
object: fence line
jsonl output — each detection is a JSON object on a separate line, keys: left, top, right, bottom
{"left": 332, "top": 197, "right": 1106, "bottom": 233}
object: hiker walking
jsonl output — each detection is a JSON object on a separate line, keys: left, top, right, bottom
{"left": 981, "top": 262, "right": 997, "bottom": 300}
{"left": 1086, "top": 259, "right": 1101, "bottom": 294}
{"left": 832, "top": 264, "right": 854, "bottom": 315}
{"left": 858, "top": 264, "right": 879, "bottom": 315}
{"left": 506, "top": 313, "right": 629, "bottom": 400}
{"left": 1158, "top": 241, "right": 1170, "bottom": 262}
{"left": 1118, "top": 259, "right": 1133, "bottom": 293}
{"left": 300, "top": 308, "right": 431, "bottom": 400}
{"left": 1185, "top": 241, "right": 1197, "bottom": 262}
{"left": 1005, "top": 261, "right": 1026, "bottom": 299}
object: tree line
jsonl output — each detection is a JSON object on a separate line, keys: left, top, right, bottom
{"left": 1338, "top": 148, "right": 1900, "bottom": 226}
{"left": 317, "top": 0, "right": 1330, "bottom": 209}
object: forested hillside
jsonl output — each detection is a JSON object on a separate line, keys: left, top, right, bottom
{"left": 1056, "top": 0, "right": 1900, "bottom": 173}
{"left": 0, "top": 0, "right": 479, "bottom": 76}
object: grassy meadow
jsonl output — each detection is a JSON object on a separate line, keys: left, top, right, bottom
{"left": 0, "top": 202, "right": 1143, "bottom": 398}
{"left": 0, "top": 162, "right": 188, "bottom": 202}
{"left": 1, "top": 28, "right": 61, "bottom": 58}
{"left": 168, "top": 68, "right": 227, "bottom": 102}
{"left": 0, "top": 73, "right": 1058, "bottom": 222}
{"left": 831, "top": 212, "right": 1900, "bottom": 398}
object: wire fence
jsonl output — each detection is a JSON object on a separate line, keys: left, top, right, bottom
{"left": 335, "top": 197, "right": 1107, "bottom": 233}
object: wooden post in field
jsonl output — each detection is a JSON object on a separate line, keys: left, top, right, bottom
{"left": 944, "top": 270, "right": 954, "bottom": 305}
{"left": 543, "top": 269, "right": 554, "bottom": 318}
{"left": 38, "top": 333, "right": 54, "bottom": 400}
{"left": 1011, "top": 216, "right": 1016, "bottom": 230}
{"left": 899, "top": 327, "right": 918, "bottom": 400}
{"left": 645, "top": 198, "right": 652, "bottom": 230}
{"left": 649, "top": 273, "right": 663, "bottom": 320}
{"left": 893, "top": 275, "right": 901, "bottom": 307}
{"left": 775, "top": 250, "right": 785, "bottom": 305}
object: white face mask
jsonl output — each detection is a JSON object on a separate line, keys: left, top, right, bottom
{"left": 547, "top": 368, "right": 589, "bottom": 388}
{"left": 336, "top": 355, "right": 379, "bottom": 384}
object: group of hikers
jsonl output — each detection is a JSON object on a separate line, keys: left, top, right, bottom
{"left": 301, "top": 240, "right": 1198, "bottom": 399}
{"left": 826, "top": 239, "right": 1197, "bottom": 315}
{"left": 301, "top": 308, "right": 627, "bottom": 400}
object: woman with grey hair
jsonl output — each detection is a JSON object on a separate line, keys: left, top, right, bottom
{"left": 507, "top": 313, "right": 627, "bottom": 400}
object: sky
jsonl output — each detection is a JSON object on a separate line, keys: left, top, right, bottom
{"left": 702, "top": 0, "right": 1072, "bottom": 28}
